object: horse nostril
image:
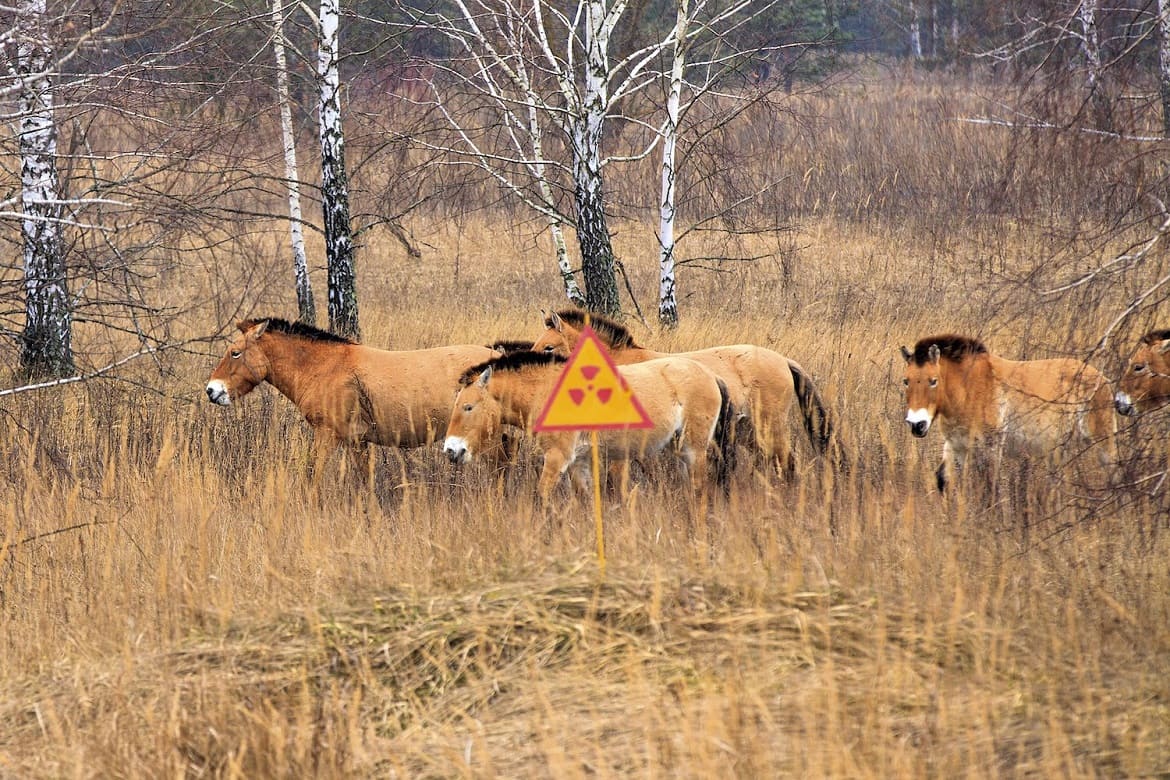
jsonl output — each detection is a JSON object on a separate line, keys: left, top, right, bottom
{"left": 908, "top": 420, "right": 928, "bottom": 438}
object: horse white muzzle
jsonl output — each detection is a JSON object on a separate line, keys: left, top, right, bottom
{"left": 443, "top": 436, "right": 471, "bottom": 464}
{"left": 1114, "top": 391, "right": 1136, "bottom": 417}
{"left": 906, "top": 408, "right": 932, "bottom": 438}
{"left": 206, "top": 379, "right": 231, "bottom": 406}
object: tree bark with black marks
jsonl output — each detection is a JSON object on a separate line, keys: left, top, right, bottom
{"left": 318, "top": 0, "right": 359, "bottom": 340}
{"left": 14, "top": 0, "right": 73, "bottom": 379}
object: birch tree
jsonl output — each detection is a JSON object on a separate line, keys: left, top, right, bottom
{"left": 410, "top": 0, "right": 788, "bottom": 320}
{"left": 318, "top": 0, "right": 359, "bottom": 339}
{"left": 11, "top": 0, "right": 72, "bottom": 379}
{"left": 657, "top": 0, "right": 689, "bottom": 329}
{"left": 273, "top": 0, "right": 316, "bottom": 325}
{"left": 1077, "top": 0, "right": 1113, "bottom": 133}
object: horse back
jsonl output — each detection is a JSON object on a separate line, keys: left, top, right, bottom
{"left": 988, "top": 356, "right": 1112, "bottom": 446}
{"left": 606, "top": 357, "right": 723, "bottom": 450}
{"left": 677, "top": 344, "right": 794, "bottom": 409}
{"left": 349, "top": 343, "right": 498, "bottom": 447}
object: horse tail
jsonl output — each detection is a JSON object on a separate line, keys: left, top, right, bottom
{"left": 788, "top": 359, "right": 832, "bottom": 456}
{"left": 713, "top": 378, "right": 737, "bottom": 488}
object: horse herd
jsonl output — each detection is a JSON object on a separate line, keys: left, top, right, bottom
{"left": 204, "top": 311, "right": 1170, "bottom": 500}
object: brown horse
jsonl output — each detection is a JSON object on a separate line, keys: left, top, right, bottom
{"left": 529, "top": 309, "right": 832, "bottom": 476}
{"left": 901, "top": 335, "right": 1117, "bottom": 492}
{"left": 1115, "top": 329, "right": 1170, "bottom": 417}
{"left": 442, "top": 351, "right": 733, "bottom": 501}
{"left": 206, "top": 318, "right": 498, "bottom": 460}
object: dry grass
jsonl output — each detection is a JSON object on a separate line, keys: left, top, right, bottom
{"left": 1, "top": 68, "right": 1170, "bottom": 777}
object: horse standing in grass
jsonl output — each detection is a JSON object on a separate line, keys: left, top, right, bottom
{"left": 442, "top": 351, "right": 734, "bottom": 502}
{"left": 529, "top": 309, "right": 833, "bottom": 477}
{"left": 901, "top": 335, "right": 1117, "bottom": 492}
{"left": 205, "top": 318, "right": 499, "bottom": 469}
{"left": 1115, "top": 329, "right": 1170, "bottom": 417}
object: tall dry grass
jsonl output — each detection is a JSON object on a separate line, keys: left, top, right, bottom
{"left": 1, "top": 68, "right": 1169, "bottom": 777}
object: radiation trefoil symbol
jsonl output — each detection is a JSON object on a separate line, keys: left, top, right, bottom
{"left": 533, "top": 325, "right": 654, "bottom": 432}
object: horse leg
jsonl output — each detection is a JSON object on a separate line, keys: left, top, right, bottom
{"left": 537, "top": 447, "right": 572, "bottom": 505}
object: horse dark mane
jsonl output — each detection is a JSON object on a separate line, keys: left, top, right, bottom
{"left": 244, "top": 317, "right": 355, "bottom": 345}
{"left": 551, "top": 308, "right": 640, "bottom": 349}
{"left": 1141, "top": 329, "right": 1170, "bottom": 345}
{"left": 909, "top": 334, "right": 988, "bottom": 365}
{"left": 460, "top": 351, "right": 566, "bottom": 385}
{"left": 487, "top": 339, "right": 535, "bottom": 354}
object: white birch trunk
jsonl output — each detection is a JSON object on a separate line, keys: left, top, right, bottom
{"left": 573, "top": 0, "right": 621, "bottom": 316}
{"left": 1158, "top": 0, "right": 1170, "bottom": 136}
{"left": 657, "top": 0, "right": 688, "bottom": 329}
{"left": 1078, "top": 0, "right": 1113, "bottom": 132}
{"left": 318, "top": 0, "right": 359, "bottom": 339}
{"left": 909, "top": 1, "right": 923, "bottom": 60}
{"left": 519, "top": 59, "right": 584, "bottom": 307}
{"left": 273, "top": 0, "right": 315, "bottom": 325}
{"left": 16, "top": 0, "right": 72, "bottom": 378}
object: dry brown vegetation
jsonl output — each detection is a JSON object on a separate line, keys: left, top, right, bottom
{"left": 1, "top": 66, "right": 1169, "bottom": 777}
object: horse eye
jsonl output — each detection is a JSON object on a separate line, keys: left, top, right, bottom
{"left": 231, "top": 350, "right": 242, "bottom": 359}
{"left": 928, "top": 378, "right": 938, "bottom": 387}
{"left": 463, "top": 403, "right": 473, "bottom": 412}
{"left": 543, "top": 345, "right": 554, "bottom": 353}
{"left": 902, "top": 378, "right": 909, "bottom": 386}
{"left": 1133, "top": 363, "right": 1146, "bottom": 373}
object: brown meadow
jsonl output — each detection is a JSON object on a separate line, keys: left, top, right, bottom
{"left": 1, "top": 66, "right": 1169, "bottom": 776}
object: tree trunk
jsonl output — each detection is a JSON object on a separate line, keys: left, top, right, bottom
{"left": 1078, "top": 0, "right": 1113, "bottom": 133}
{"left": 17, "top": 0, "right": 73, "bottom": 379}
{"left": 573, "top": 0, "right": 621, "bottom": 317}
{"left": 522, "top": 78, "right": 584, "bottom": 307}
{"left": 657, "top": 0, "right": 688, "bottom": 330}
{"left": 1159, "top": 0, "right": 1170, "bottom": 137}
{"left": 909, "top": 1, "right": 923, "bottom": 60}
{"left": 318, "top": 0, "right": 359, "bottom": 339}
{"left": 273, "top": 0, "right": 316, "bottom": 325}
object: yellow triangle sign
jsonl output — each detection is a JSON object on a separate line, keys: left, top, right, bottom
{"left": 533, "top": 325, "right": 654, "bottom": 432}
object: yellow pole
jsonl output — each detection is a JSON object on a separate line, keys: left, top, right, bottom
{"left": 591, "top": 428, "right": 605, "bottom": 578}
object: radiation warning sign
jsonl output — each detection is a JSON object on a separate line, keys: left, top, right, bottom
{"left": 532, "top": 325, "right": 654, "bottom": 432}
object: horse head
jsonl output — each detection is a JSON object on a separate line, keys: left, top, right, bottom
{"left": 529, "top": 309, "right": 575, "bottom": 356}
{"left": 901, "top": 343, "right": 942, "bottom": 437}
{"left": 1116, "top": 330, "right": 1170, "bottom": 416}
{"left": 205, "top": 320, "right": 272, "bottom": 405}
{"left": 443, "top": 366, "right": 503, "bottom": 463}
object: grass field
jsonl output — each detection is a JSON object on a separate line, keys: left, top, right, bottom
{"left": 1, "top": 66, "right": 1169, "bottom": 777}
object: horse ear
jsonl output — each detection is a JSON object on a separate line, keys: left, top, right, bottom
{"left": 549, "top": 310, "right": 563, "bottom": 332}
{"left": 1159, "top": 339, "right": 1170, "bottom": 354}
{"left": 236, "top": 320, "right": 251, "bottom": 333}
{"left": 900, "top": 346, "right": 912, "bottom": 363}
{"left": 249, "top": 320, "right": 269, "bottom": 339}
{"left": 928, "top": 344, "right": 941, "bottom": 364}
{"left": 477, "top": 365, "right": 493, "bottom": 387}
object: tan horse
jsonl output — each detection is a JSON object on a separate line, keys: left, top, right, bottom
{"left": 1115, "top": 329, "right": 1170, "bottom": 417}
{"left": 529, "top": 309, "right": 833, "bottom": 476}
{"left": 206, "top": 318, "right": 498, "bottom": 460}
{"left": 442, "top": 351, "right": 733, "bottom": 501}
{"left": 901, "top": 335, "right": 1117, "bottom": 492}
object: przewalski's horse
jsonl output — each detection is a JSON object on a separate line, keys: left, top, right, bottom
{"left": 1115, "top": 329, "right": 1170, "bottom": 417}
{"left": 900, "top": 335, "right": 1117, "bottom": 492}
{"left": 442, "top": 351, "right": 734, "bottom": 501}
{"left": 529, "top": 309, "right": 833, "bottom": 477}
{"left": 206, "top": 318, "right": 498, "bottom": 461}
